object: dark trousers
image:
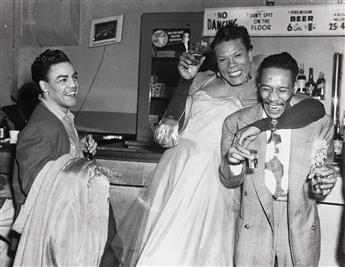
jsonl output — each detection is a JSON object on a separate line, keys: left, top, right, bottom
{"left": 100, "top": 204, "right": 120, "bottom": 267}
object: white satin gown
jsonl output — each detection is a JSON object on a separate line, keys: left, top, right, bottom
{"left": 134, "top": 90, "right": 243, "bottom": 266}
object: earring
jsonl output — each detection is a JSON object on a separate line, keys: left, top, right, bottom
{"left": 216, "top": 71, "right": 222, "bottom": 79}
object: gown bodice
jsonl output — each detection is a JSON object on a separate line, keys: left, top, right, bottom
{"left": 180, "top": 90, "right": 242, "bottom": 145}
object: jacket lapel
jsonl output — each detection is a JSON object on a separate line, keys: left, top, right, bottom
{"left": 288, "top": 126, "right": 312, "bottom": 205}
{"left": 245, "top": 105, "right": 274, "bottom": 230}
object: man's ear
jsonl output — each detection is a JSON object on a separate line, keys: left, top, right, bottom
{"left": 39, "top": 80, "right": 48, "bottom": 93}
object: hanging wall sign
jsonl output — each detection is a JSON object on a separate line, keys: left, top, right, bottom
{"left": 152, "top": 28, "right": 187, "bottom": 47}
{"left": 203, "top": 4, "right": 345, "bottom": 37}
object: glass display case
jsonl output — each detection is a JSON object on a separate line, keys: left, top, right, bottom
{"left": 136, "top": 12, "right": 203, "bottom": 144}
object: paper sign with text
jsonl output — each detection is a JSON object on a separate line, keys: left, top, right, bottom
{"left": 203, "top": 4, "right": 345, "bottom": 37}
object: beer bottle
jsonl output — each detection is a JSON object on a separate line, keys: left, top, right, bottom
{"left": 334, "top": 121, "right": 343, "bottom": 163}
{"left": 306, "top": 67, "right": 316, "bottom": 96}
{"left": 296, "top": 64, "right": 306, "bottom": 93}
{"left": 316, "top": 72, "right": 326, "bottom": 100}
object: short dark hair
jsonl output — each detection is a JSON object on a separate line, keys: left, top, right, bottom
{"left": 31, "top": 49, "right": 71, "bottom": 89}
{"left": 257, "top": 52, "right": 299, "bottom": 83}
{"left": 210, "top": 24, "right": 253, "bottom": 51}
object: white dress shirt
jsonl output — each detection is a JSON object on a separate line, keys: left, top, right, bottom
{"left": 229, "top": 118, "right": 292, "bottom": 197}
{"left": 40, "top": 98, "right": 83, "bottom": 157}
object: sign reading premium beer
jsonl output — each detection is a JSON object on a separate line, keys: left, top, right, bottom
{"left": 203, "top": 4, "right": 345, "bottom": 36}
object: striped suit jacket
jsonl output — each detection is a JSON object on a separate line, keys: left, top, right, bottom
{"left": 219, "top": 103, "right": 334, "bottom": 267}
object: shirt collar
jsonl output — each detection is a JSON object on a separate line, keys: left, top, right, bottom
{"left": 40, "top": 98, "right": 74, "bottom": 121}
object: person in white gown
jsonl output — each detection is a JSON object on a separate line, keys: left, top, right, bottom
{"left": 117, "top": 24, "right": 259, "bottom": 267}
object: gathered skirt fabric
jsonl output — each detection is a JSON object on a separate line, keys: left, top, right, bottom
{"left": 137, "top": 139, "right": 237, "bottom": 266}
{"left": 117, "top": 92, "right": 242, "bottom": 266}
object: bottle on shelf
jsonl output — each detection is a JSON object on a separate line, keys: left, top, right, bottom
{"left": 182, "top": 27, "right": 191, "bottom": 53}
{"left": 305, "top": 67, "right": 316, "bottom": 96}
{"left": 296, "top": 64, "right": 306, "bottom": 93}
{"left": 342, "top": 114, "right": 345, "bottom": 167}
{"left": 316, "top": 72, "right": 326, "bottom": 100}
{"left": 342, "top": 113, "right": 345, "bottom": 138}
{"left": 334, "top": 120, "right": 343, "bottom": 163}
{"left": 0, "top": 115, "right": 10, "bottom": 143}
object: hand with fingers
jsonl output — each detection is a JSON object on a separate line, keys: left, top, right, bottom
{"left": 153, "top": 118, "right": 179, "bottom": 148}
{"left": 236, "top": 125, "right": 261, "bottom": 147}
{"left": 177, "top": 52, "right": 206, "bottom": 80}
{"left": 226, "top": 136, "right": 255, "bottom": 166}
{"left": 81, "top": 134, "right": 98, "bottom": 159}
{"left": 308, "top": 164, "right": 337, "bottom": 197}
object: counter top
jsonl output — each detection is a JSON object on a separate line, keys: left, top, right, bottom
{"left": 96, "top": 140, "right": 344, "bottom": 205}
{"left": 95, "top": 141, "right": 164, "bottom": 163}
{"left": 0, "top": 143, "right": 15, "bottom": 175}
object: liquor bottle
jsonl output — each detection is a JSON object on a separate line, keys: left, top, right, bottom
{"left": 296, "top": 64, "right": 306, "bottom": 93}
{"left": 182, "top": 26, "right": 191, "bottom": 53}
{"left": 343, "top": 113, "right": 345, "bottom": 139}
{"left": 334, "top": 121, "right": 343, "bottom": 163}
{"left": 305, "top": 68, "right": 316, "bottom": 96}
{"left": 0, "top": 115, "right": 10, "bottom": 143}
{"left": 316, "top": 72, "right": 326, "bottom": 100}
{"left": 342, "top": 114, "right": 345, "bottom": 166}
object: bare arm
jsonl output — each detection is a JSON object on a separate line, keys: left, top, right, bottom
{"left": 153, "top": 95, "right": 193, "bottom": 148}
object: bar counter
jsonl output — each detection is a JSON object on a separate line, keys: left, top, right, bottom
{"left": 96, "top": 142, "right": 345, "bottom": 266}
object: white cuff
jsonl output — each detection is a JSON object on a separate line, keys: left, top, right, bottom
{"left": 229, "top": 163, "right": 243, "bottom": 175}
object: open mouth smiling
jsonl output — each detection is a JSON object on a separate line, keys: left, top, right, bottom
{"left": 265, "top": 102, "right": 284, "bottom": 113}
{"left": 65, "top": 91, "right": 77, "bottom": 96}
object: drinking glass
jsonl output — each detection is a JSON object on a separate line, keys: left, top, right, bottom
{"left": 247, "top": 149, "right": 258, "bottom": 169}
{"left": 310, "top": 163, "right": 334, "bottom": 196}
{"left": 245, "top": 149, "right": 258, "bottom": 174}
{"left": 188, "top": 41, "right": 208, "bottom": 66}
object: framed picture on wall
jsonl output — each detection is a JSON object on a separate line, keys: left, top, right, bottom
{"left": 89, "top": 15, "right": 123, "bottom": 47}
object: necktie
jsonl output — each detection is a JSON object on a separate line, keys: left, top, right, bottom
{"left": 266, "top": 130, "right": 284, "bottom": 199}
{"left": 267, "top": 130, "right": 281, "bottom": 154}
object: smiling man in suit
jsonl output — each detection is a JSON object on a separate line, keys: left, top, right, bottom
{"left": 11, "top": 49, "right": 118, "bottom": 266}
{"left": 219, "top": 52, "right": 336, "bottom": 267}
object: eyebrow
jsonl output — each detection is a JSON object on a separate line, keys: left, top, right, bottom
{"left": 260, "top": 84, "right": 290, "bottom": 89}
{"left": 55, "top": 71, "right": 78, "bottom": 81}
{"left": 217, "top": 49, "right": 243, "bottom": 58}
{"left": 232, "top": 48, "right": 243, "bottom": 54}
